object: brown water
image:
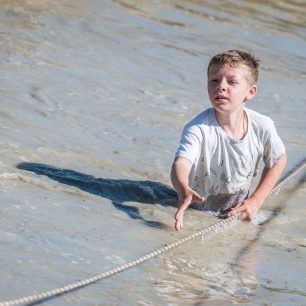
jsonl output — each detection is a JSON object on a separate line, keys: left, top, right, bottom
{"left": 1, "top": 0, "right": 306, "bottom": 305}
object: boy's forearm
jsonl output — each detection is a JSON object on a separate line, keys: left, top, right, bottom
{"left": 250, "top": 154, "right": 287, "bottom": 207}
{"left": 172, "top": 157, "right": 205, "bottom": 230}
{"left": 171, "top": 157, "right": 192, "bottom": 195}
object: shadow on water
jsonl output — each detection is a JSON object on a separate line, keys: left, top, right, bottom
{"left": 17, "top": 162, "right": 179, "bottom": 229}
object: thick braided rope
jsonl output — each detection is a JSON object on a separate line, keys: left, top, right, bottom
{"left": 1, "top": 158, "right": 306, "bottom": 306}
{"left": 270, "top": 158, "right": 306, "bottom": 194}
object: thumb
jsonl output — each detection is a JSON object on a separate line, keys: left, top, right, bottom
{"left": 192, "top": 192, "right": 205, "bottom": 203}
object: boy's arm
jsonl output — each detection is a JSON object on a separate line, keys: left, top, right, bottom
{"left": 228, "top": 154, "right": 287, "bottom": 220}
{"left": 171, "top": 156, "right": 205, "bottom": 230}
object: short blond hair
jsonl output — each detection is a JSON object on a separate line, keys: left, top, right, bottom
{"left": 207, "top": 50, "right": 260, "bottom": 85}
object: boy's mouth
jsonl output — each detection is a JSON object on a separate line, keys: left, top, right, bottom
{"left": 215, "top": 95, "right": 228, "bottom": 101}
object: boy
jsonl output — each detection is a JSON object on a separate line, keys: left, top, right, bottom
{"left": 171, "top": 50, "right": 287, "bottom": 231}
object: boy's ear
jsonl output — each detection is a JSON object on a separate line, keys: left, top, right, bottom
{"left": 246, "top": 85, "right": 257, "bottom": 101}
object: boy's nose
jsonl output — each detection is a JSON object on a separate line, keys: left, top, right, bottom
{"left": 217, "top": 82, "right": 226, "bottom": 91}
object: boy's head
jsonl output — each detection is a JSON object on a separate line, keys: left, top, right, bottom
{"left": 207, "top": 50, "right": 260, "bottom": 86}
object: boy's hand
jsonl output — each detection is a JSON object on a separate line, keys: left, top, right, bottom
{"left": 229, "top": 155, "right": 287, "bottom": 221}
{"left": 175, "top": 188, "right": 205, "bottom": 231}
{"left": 228, "top": 197, "right": 261, "bottom": 221}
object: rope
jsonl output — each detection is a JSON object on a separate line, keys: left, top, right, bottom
{"left": 270, "top": 158, "right": 306, "bottom": 194}
{"left": 1, "top": 158, "right": 306, "bottom": 306}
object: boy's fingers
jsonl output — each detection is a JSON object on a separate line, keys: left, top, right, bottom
{"left": 175, "top": 205, "right": 187, "bottom": 221}
{"left": 175, "top": 215, "right": 183, "bottom": 230}
{"left": 194, "top": 196, "right": 205, "bottom": 203}
{"left": 175, "top": 202, "right": 187, "bottom": 230}
{"left": 175, "top": 191, "right": 204, "bottom": 231}
{"left": 192, "top": 191, "right": 205, "bottom": 203}
{"left": 229, "top": 208, "right": 254, "bottom": 221}
{"left": 175, "top": 219, "right": 182, "bottom": 230}
{"left": 235, "top": 205, "right": 246, "bottom": 213}
{"left": 178, "top": 196, "right": 192, "bottom": 211}
{"left": 229, "top": 201, "right": 246, "bottom": 213}
{"left": 228, "top": 205, "right": 245, "bottom": 217}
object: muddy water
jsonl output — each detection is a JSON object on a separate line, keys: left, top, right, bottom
{"left": 1, "top": 0, "right": 306, "bottom": 305}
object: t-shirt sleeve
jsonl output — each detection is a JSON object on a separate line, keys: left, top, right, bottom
{"left": 175, "top": 123, "right": 203, "bottom": 164}
{"left": 263, "top": 119, "right": 286, "bottom": 168}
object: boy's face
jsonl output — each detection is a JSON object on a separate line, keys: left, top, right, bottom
{"left": 207, "top": 63, "right": 257, "bottom": 114}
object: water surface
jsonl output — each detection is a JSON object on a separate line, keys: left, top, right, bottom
{"left": 1, "top": 0, "right": 306, "bottom": 305}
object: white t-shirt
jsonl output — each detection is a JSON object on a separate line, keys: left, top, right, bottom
{"left": 175, "top": 107, "right": 285, "bottom": 216}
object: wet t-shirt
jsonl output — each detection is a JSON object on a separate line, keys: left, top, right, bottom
{"left": 175, "top": 107, "right": 285, "bottom": 216}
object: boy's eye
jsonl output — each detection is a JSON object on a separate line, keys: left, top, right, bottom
{"left": 229, "top": 80, "right": 238, "bottom": 84}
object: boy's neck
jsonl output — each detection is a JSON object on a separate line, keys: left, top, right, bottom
{"left": 214, "top": 108, "right": 248, "bottom": 141}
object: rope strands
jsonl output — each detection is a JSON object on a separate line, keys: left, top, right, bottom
{"left": 1, "top": 158, "right": 306, "bottom": 306}
{"left": 270, "top": 158, "right": 306, "bottom": 194}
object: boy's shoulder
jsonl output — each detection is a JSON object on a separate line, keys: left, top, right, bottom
{"left": 246, "top": 108, "right": 274, "bottom": 125}
{"left": 246, "top": 108, "right": 277, "bottom": 135}
{"left": 185, "top": 108, "right": 216, "bottom": 128}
